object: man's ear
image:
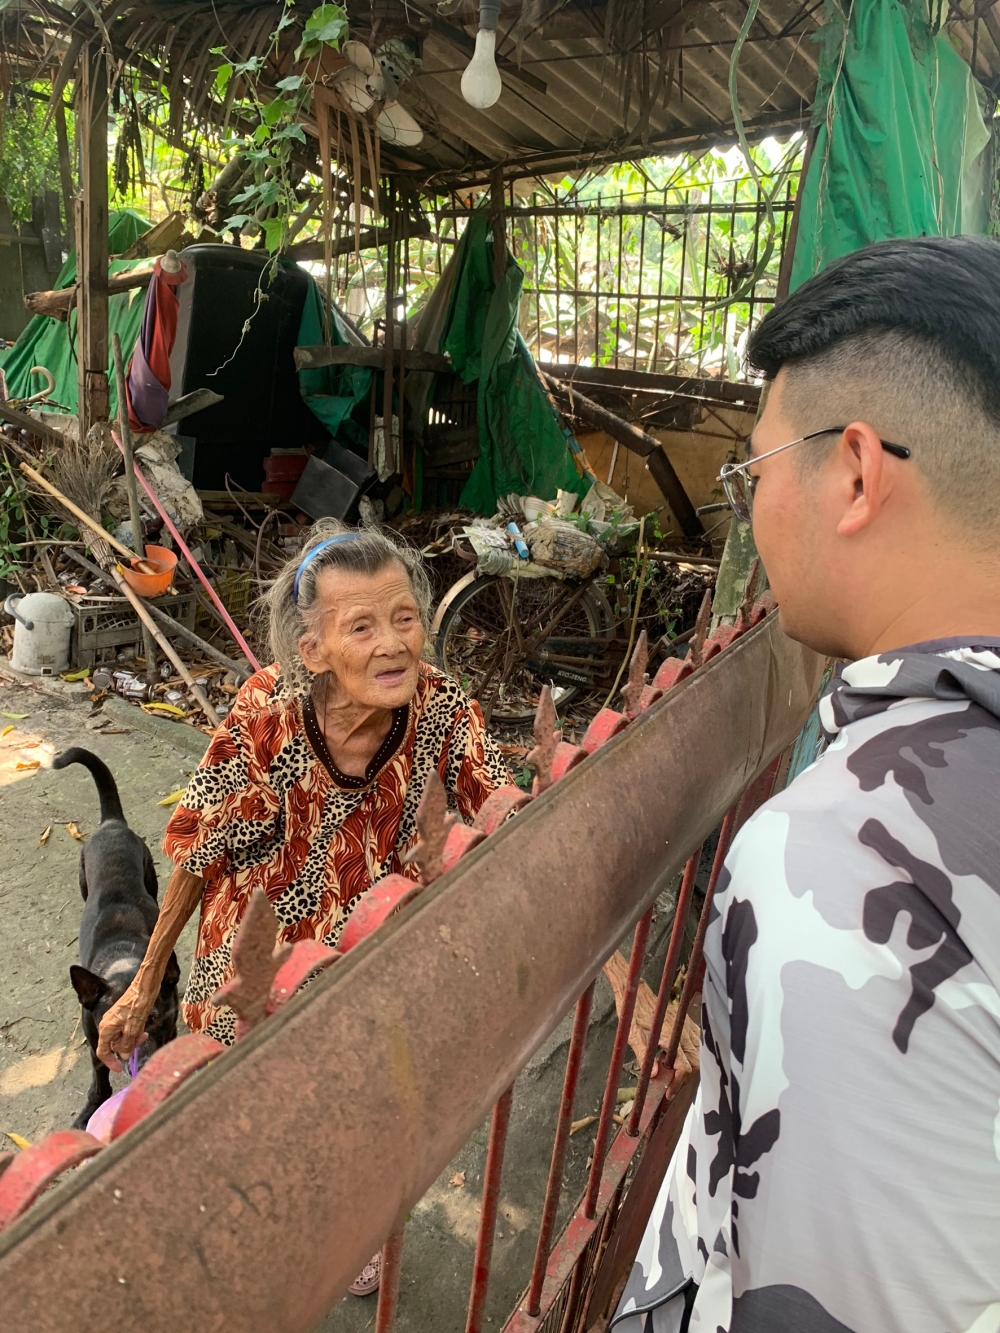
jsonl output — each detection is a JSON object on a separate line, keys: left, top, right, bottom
{"left": 70, "top": 965, "right": 110, "bottom": 1011}
{"left": 835, "top": 421, "right": 889, "bottom": 538}
{"left": 162, "top": 953, "right": 181, "bottom": 989}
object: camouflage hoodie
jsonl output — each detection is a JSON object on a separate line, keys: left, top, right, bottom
{"left": 614, "top": 639, "right": 1000, "bottom": 1333}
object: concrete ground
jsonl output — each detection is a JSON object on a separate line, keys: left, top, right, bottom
{"left": 0, "top": 665, "right": 692, "bottom": 1332}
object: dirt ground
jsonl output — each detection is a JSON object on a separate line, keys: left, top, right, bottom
{"left": 0, "top": 667, "right": 689, "bottom": 1331}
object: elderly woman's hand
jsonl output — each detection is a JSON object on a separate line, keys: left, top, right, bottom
{"left": 96, "top": 977, "right": 156, "bottom": 1072}
{"left": 96, "top": 865, "right": 204, "bottom": 1070}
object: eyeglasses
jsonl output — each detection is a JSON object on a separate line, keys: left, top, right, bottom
{"left": 718, "top": 426, "right": 911, "bottom": 525}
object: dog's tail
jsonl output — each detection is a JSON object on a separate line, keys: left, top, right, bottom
{"left": 52, "top": 747, "right": 126, "bottom": 824}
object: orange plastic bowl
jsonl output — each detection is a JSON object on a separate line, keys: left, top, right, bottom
{"left": 119, "top": 544, "right": 177, "bottom": 597}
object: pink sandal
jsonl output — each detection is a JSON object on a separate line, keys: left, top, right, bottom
{"left": 348, "top": 1251, "right": 382, "bottom": 1297}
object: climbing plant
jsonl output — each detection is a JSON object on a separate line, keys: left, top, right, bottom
{"left": 213, "top": 1, "right": 347, "bottom": 254}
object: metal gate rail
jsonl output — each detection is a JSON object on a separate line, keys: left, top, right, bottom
{"left": 0, "top": 613, "right": 823, "bottom": 1333}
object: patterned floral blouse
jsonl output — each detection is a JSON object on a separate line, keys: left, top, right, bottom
{"left": 164, "top": 661, "right": 509, "bottom": 1043}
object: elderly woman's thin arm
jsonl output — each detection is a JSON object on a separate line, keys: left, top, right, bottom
{"left": 95, "top": 865, "right": 204, "bottom": 1071}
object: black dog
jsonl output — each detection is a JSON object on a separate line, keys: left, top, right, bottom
{"left": 53, "top": 747, "right": 180, "bottom": 1128}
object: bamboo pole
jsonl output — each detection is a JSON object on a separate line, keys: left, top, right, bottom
{"left": 111, "top": 332, "right": 158, "bottom": 679}
{"left": 108, "top": 567, "right": 221, "bottom": 727}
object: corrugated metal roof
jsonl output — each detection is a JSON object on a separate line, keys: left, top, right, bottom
{"left": 2, "top": 1, "right": 996, "bottom": 187}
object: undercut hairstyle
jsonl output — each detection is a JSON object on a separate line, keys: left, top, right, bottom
{"left": 259, "top": 518, "right": 432, "bottom": 694}
{"left": 745, "top": 236, "right": 1000, "bottom": 532}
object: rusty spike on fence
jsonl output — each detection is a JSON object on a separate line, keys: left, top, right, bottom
{"left": 735, "top": 558, "right": 761, "bottom": 631}
{"left": 403, "top": 770, "right": 457, "bottom": 885}
{"left": 210, "top": 889, "right": 291, "bottom": 1038}
{"left": 621, "top": 629, "right": 649, "bottom": 720}
{"left": 528, "top": 686, "right": 561, "bottom": 796}
{"left": 688, "top": 588, "right": 713, "bottom": 670}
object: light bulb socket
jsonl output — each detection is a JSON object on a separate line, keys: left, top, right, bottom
{"left": 478, "top": 0, "right": 501, "bottom": 33}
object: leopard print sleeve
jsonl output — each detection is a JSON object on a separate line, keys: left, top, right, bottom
{"left": 163, "top": 674, "right": 283, "bottom": 878}
{"left": 443, "top": 696, "right": 512, "bottom": 823}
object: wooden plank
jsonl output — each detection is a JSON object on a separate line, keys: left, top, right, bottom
{"left": 294, "top": 345, "right": 451, "bottom": 372}
{"left": 76, "top": 43, "right": 109, "bottom": 438}
{"left": 24, "top": 268, "right": 154, "bottom": 320}
{"left": 543, "top": 362, "right": 761, "bottom": 408}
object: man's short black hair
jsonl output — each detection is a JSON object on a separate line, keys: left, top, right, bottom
{"left": 746, "top": 236, "right": 1000, "bottom": 425}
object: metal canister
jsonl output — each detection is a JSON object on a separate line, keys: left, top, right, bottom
{"left": 159, "top": 661, "right": 174, "bottom": 681}
{"left": 112, "top": 669, "right": 136, "bottom": 694}
{"left": 122, "top": 677, "right": 150, "bottom": 702}
{"left": 91, "top": 667, "right": 113, "bottom": 691}
{"left": 163, "top": 689, "right": 187, "bottom": 708}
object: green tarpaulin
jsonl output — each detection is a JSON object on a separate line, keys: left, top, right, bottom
{"left": 295, "top": 269, "right": 372, "bottom": 449}
{"left": 0, "top": 210, "right": 152, "bottom": 416}
{"left": 441, "top": 212, "right": 589, "bottom": 513}
{"left": 790, "top": 0, "right": 990, "bottom": 290}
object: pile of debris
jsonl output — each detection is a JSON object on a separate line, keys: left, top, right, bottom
{"left": 0, "top": 400, "right": 309, "bottom": 734}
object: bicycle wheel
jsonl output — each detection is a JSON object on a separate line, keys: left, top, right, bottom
{"left": 433, "top": 572, "right": 616, "bottom": 723}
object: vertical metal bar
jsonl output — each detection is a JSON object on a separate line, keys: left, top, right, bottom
{"left": 558, "top": 1253, "right": 588, "bottom": 1333}
{"left": 595, "top": 191, "right": 602, "bottom": 365}
{"left": 675, "top": 186, "right": 688, "bottom": 371}
{"left": 634, "top": 185, "right": 647, "bottom": 373}
{"left": 375, "top": 1227, "right": 405, "bottom": 1333}
{"left": 525, "top": 981, "right": 596, "bottom": 1316}
{"left": 573, "top": 204, "right": 580, "bottom": 364}
{"left": 614, "top": 191, "right": 624, "bottom": 370}
{"left": 699, "top": 182, "right": 715, "bottom": 377}
{"left": 464, "top": 1085, "right": 515, "bottom": 1333}
{"left": 533, "top": 199, "right": 542, "bottom": 361}
{"left": 659, "top": 809, "right": 737, "bottom": 1077}
{"left": 583, "top": 906, "right": 654, "bottom": 1220}
{"left": 554, "top": 188, "right": 562, "bottom": 364}
{"left": 627, "top": 848, "right": 702, "bottom": 1136}
{"left": 651, "top": 185, "right": 667, "bottom": 374}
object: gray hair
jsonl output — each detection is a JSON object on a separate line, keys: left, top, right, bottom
{"left": 258, "top": 518, "right": 432, "bottom": 694}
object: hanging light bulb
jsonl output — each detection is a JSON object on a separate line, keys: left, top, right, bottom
{"left": 461, "top": 0, "right": 502, "bottom": 110}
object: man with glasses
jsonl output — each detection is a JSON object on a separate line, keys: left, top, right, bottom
{"left": 613, "top": 236, "right": 1000, "bottom": 1332}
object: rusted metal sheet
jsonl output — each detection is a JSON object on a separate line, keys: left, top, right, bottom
{"left": 0, "top": 614, "right": 823, "bottom": 1333}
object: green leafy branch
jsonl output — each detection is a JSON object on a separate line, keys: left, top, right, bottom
{"left": 212, "top": 2, "right": 348, "bottom": 254}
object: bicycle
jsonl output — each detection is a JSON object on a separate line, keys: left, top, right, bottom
{"left": 432, "top": 566, "right": 618, "bottom": 725}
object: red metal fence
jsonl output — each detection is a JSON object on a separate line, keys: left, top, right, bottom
{"left": 0, "top": 610, "right": 824, "bottom": 1332}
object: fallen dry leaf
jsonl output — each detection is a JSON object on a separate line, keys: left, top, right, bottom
{"left": 1, "top": 724, "right": 13, "bottom": 738}
{"left": 570, "top": 1115, "right": 597, "bottom": 1136}
{"left": 15, "top": 760, "right": 40, "bottom": 771}
{"left": 602, "top": 950, "right": 701, "bottom": 1081}
{"left": 65, "top": 822, "right": 86, "bottom": 841}
{"left": 449, "top": 1171, "right": 466, "bottom": 1189}
{"left": 3, "top": 1131, "right": 31, "bottom": 1150}
{"left": 38, "top": 825, "right": 52, "bottom": 846}
{"left": 157, "top": 787, "right": 188, "bottom": 807}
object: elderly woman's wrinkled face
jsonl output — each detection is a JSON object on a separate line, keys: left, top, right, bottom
{"left": 298, "top": 560, "right": 425, "bottom": 709}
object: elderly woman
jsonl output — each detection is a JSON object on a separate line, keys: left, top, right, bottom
{"left": 97, "top": 521, "right": 508, "bottom": 1097}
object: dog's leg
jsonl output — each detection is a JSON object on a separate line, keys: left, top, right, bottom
{"left": 73, "top": 1043, "right": 113, "bottom": 1129}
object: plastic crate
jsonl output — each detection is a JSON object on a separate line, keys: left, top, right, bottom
{"left": 70, "top": 591, "right": 198, "bottom": 669}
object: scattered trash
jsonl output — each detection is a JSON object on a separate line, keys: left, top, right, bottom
{"left": 570, "top": 1115, "right": 597, "bottom": 1136}
{"left": 1, "top": 712, "right": 29, "bottom": 720}
{"left": 15, "top": 760, "right": 40, "bottom": 771}
{"left": 2, "top": 1132, "right": 31, "bottom": 1151}
{"left": 1, "top": 725, "right": 13, "bottom": 737}
{"left": 448, "top": 1171, "right": 466, "bottom": 1189}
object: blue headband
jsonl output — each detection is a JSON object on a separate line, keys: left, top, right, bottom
{"left": 293, "top": 533, "right": 363, "bottom": 604}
